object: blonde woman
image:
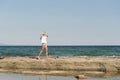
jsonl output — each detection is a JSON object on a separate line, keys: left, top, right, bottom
{"left": 37, "top": 32, "right": 48, "bottom": 59}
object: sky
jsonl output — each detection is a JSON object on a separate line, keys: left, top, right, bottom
{"left": 0, "top": 0, "right": 120, "bottom": 45}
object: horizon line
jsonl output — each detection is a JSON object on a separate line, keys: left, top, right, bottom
{"left": 0, "top": 44, "right": 120, "bottom": 46}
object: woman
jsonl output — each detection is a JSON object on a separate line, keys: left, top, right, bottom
{"left": 37, "top": 32, "right": 48, "bottom": 59}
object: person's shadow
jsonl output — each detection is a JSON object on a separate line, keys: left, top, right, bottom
{"left": 38, "top": 75, "right": 48, "bottom": 80}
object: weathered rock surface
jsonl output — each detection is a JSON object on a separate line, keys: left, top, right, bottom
{"left": 0, "top": 56, "right": 120, "bottom": 76}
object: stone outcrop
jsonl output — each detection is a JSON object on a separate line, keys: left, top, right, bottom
{"left": 0, "top": 56, "right": 120, "bottom": 77}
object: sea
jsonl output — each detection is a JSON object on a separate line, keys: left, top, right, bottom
{"left": 0, "top": 73, "right": 120, "bottom": 80}
{"left": 0, "top": 46, "right": 120, "bottom": 56}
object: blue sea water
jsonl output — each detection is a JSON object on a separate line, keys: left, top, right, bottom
{"left": 0, "top": 73, "right": 76, "bottom": 80}
{"left": 0, "top": 73, "right": 120, "bottom": 80}
{"left": 0, "top": 46, "right": 120, "bottom": 56}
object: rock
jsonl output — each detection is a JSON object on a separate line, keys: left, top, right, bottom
{"left": 75, "top": 75, "right": 88, "bottom": 79}
{"left": 104, "top": 64, "right": 118, "bottom": 72}
{"left": 0, "top": 56, "right": 120, "bottom": 75}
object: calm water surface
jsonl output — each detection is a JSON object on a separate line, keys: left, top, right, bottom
{"left": 0, "top": 73, "right": 76, "bottom": 80}
{"left": 0, "top": 46, "right": 120, "bottom": 56}
{"left": 0, "top": 73, "right": 120, "bottom": 80}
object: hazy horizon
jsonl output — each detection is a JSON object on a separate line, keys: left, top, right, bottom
{"left": 1, "top": 42, "right": 120, "bottom": 46}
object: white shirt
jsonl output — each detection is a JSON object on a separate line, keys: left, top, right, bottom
{"left": 41, "top": 36, "right": 47, "bottom": 44}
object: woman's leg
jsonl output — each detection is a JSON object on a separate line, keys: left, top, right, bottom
{"left": 38, "top": 44, "right": 45, "bottom": 58}
{"left": 45, "top": 44, "right": 48, "bottom": 59}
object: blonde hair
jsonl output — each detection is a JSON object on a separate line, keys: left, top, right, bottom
{"left": 41, "top": 32, "right": 48, "bottom": 36}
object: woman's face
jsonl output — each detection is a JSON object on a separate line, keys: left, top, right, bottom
{"left": 43, "top": 34, "right": 45, "bottom": 36}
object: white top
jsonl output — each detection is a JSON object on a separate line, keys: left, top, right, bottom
{"left": 41, "top": 36, "right": 47, "bottom": 44}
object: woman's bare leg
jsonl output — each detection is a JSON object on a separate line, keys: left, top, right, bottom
{"left": 38, "top": 44, "right": 45, "bottom": 58}
{"left": 45, "top": 44, "right": 48, "bottom": 59}
{"left": 38, "top": 43, "right": 48, "bottom": 59}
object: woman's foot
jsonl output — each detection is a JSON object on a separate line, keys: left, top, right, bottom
{"left": 36, "top": 56, "right": 40, "bottom": 60}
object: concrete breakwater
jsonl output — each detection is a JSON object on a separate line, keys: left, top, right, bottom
{"left": 0, "top": 56, "right": 120, "bottom": 77}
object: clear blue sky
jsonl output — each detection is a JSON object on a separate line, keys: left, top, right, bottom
{"left": 0, "top": 0, "right": 120, "bottom": 45}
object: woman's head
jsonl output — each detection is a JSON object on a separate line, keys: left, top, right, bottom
{"left": 41, "top": 32, "right": 47, "bottom": 36}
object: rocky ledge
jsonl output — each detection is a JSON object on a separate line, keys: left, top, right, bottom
{"left": 0, "top": 56, "right": 120, "bottom": 77}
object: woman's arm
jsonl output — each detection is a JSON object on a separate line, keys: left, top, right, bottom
{"left": 40, "top": 36, "right": 42, "bottom": 40}
{"left": 46, "top": 34, "right": 48, "bottom": 37}
{"left": 46, "top": 33, "right": 48, "bottom": 37}
{"left": 44, "top": 32, "right": 48, "bottom": 37}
